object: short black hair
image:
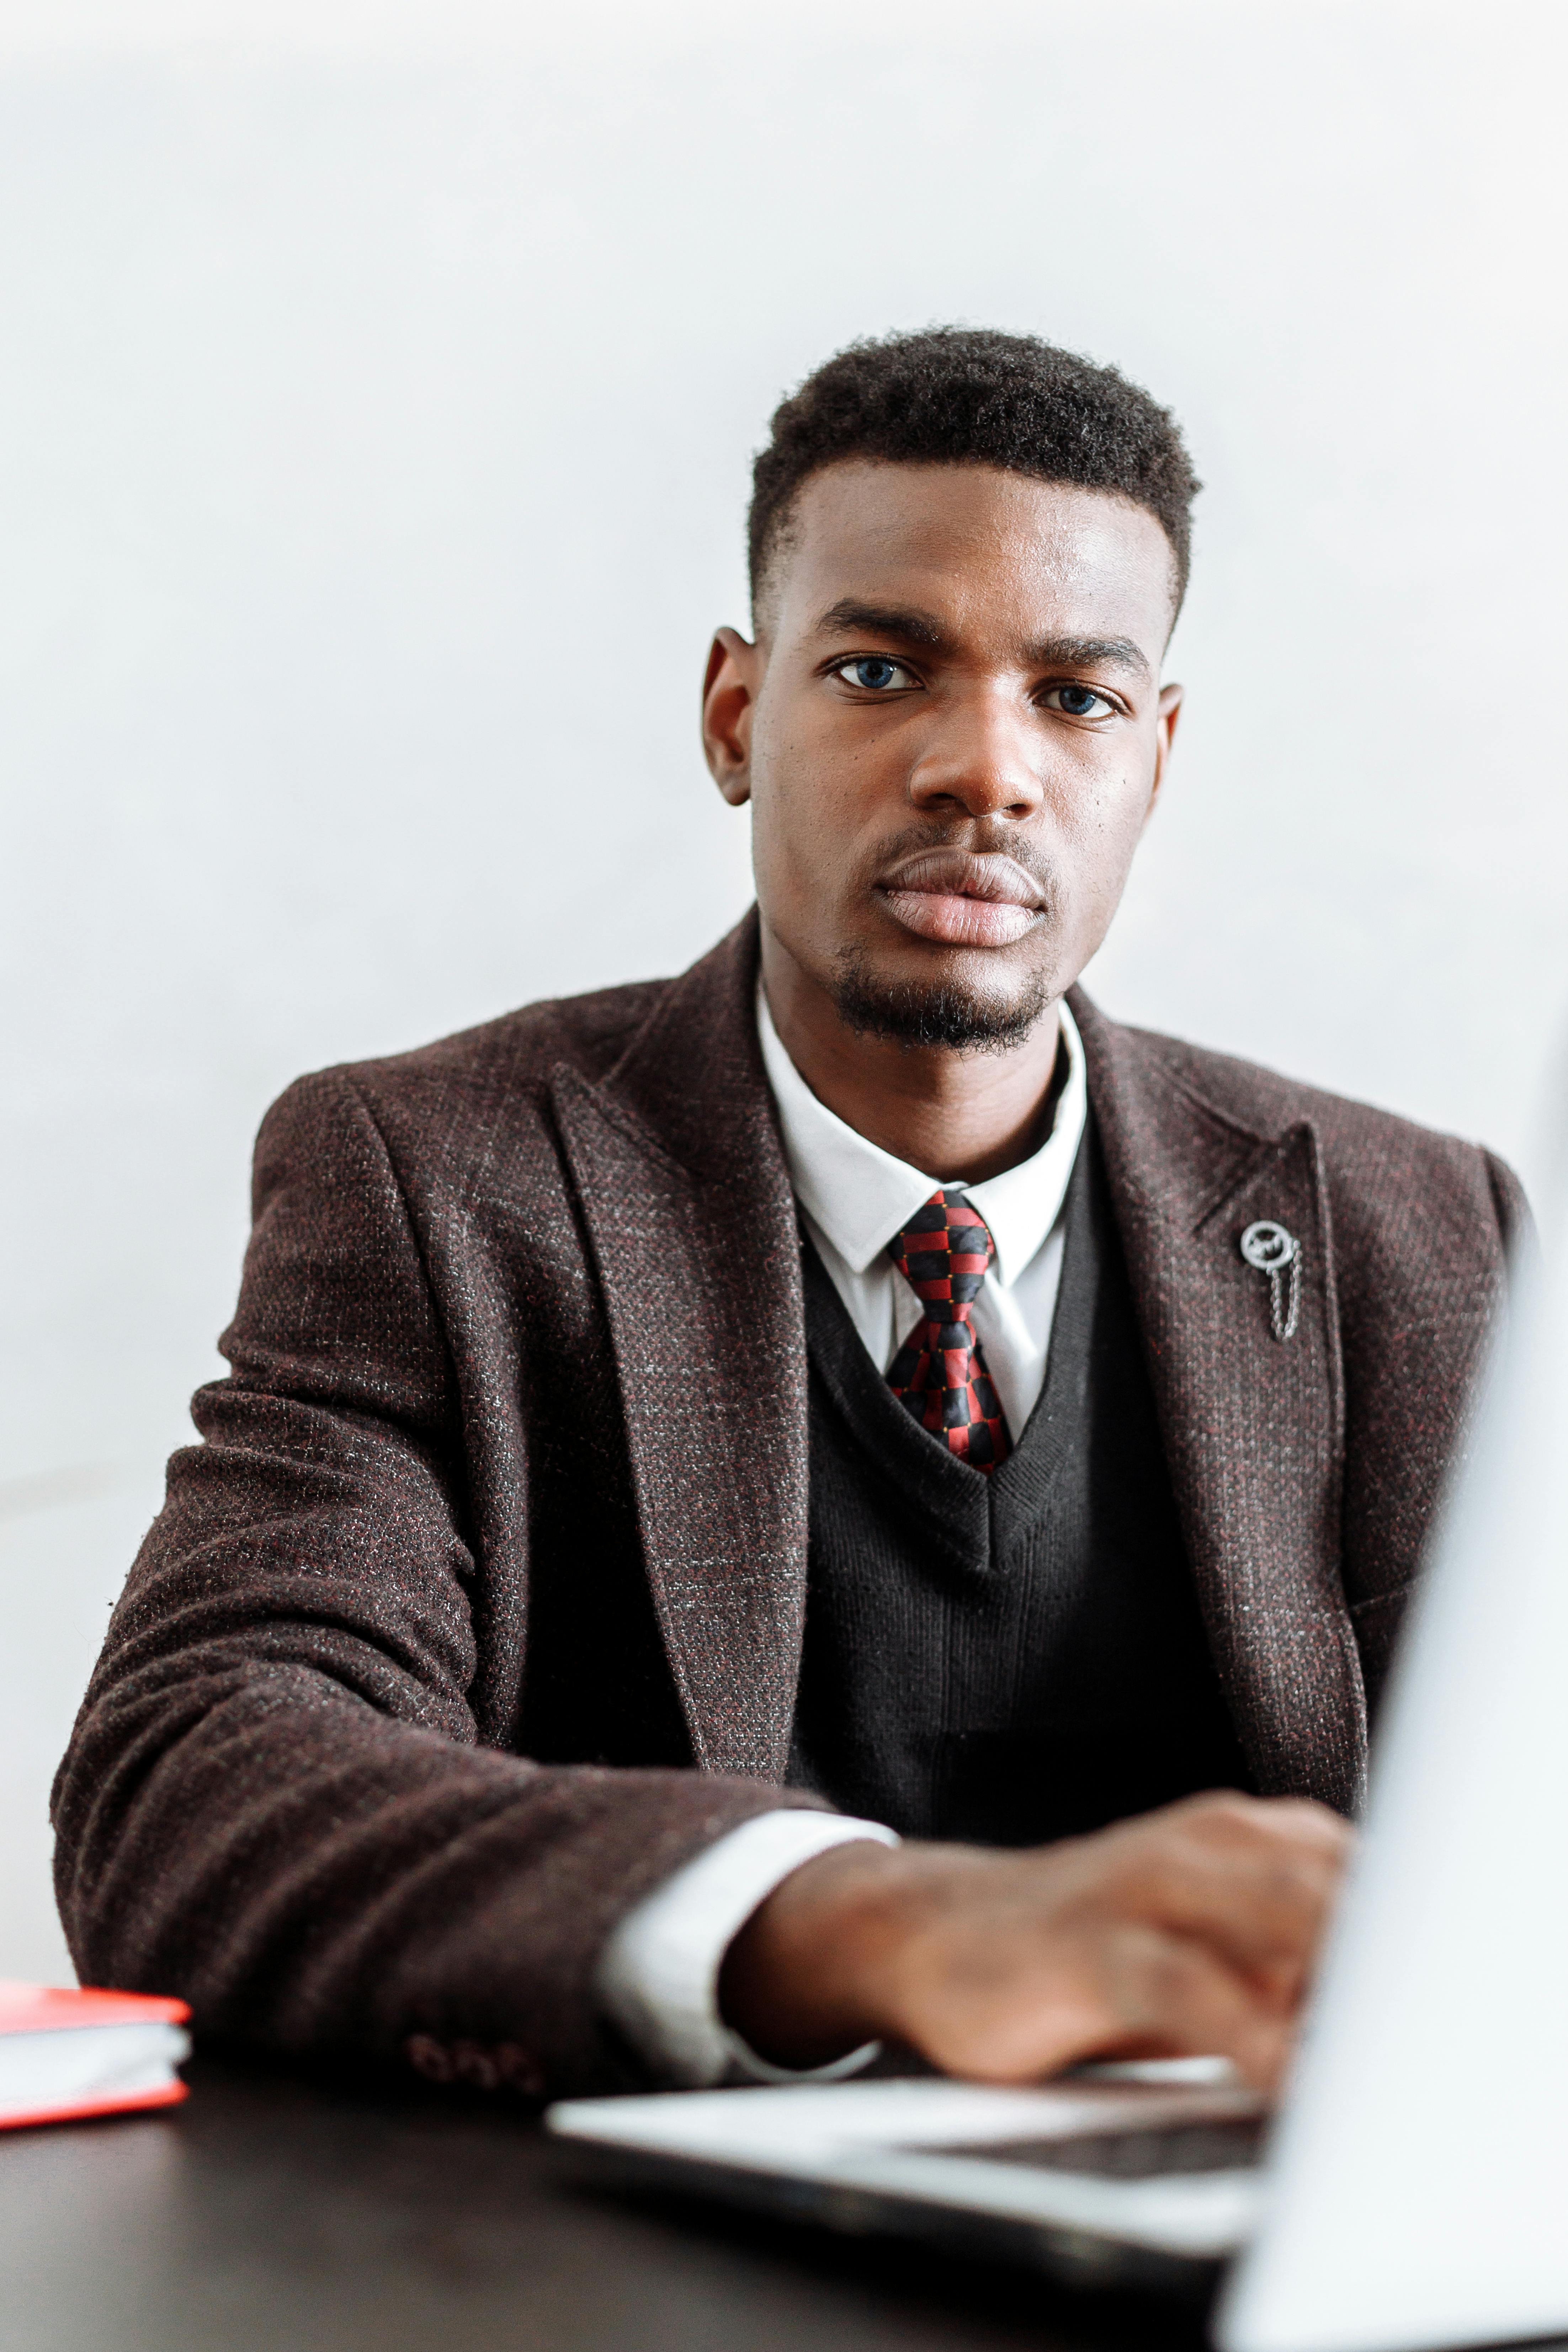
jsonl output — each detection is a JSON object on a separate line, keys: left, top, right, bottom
{"left": 749, "top": 326, "right": 1200, "bottom": 624}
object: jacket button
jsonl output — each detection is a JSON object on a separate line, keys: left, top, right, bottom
{"left": 405, "top": 2034, "right": 454, "bottom": 2083}
{"left": 451, "top": 2040, "right": 500, "bottom": 2092}
{"left": 494, "top": 2042, "right": 546, "bottom": 2098}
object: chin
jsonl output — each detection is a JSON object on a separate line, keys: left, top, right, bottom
{"left": 828, "top": 948, "right": 1054, "bottom": 1054}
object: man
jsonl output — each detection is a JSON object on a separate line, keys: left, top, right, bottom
{"left": 53, "top": 330, "right": 1520, "bottom": 2103}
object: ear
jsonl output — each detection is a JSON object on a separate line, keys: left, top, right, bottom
{"left": 702, "top": 626, "right": 762, "bottom": 806}
{"left": 1141, "top": 681, "right": 1183, "bottom": 830}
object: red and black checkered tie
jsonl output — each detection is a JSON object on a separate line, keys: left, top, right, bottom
{"left": 886, "top": 1190, "right": 1012, "bottom": 1473}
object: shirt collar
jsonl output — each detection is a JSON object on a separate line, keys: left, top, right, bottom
{"left": 756, "top": 982, "right": 1086, "bottom": 1289}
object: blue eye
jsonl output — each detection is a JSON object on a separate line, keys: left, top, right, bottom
{"left": 1047, "top": 684, "right": 1112, "bottom": 718}
{"left": 840, "top": 656, "right": 911, "bottom": 691}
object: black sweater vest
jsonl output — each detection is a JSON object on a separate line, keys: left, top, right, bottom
{"left": 786, "top": 1121, "right": 1253, "bottom": 1845}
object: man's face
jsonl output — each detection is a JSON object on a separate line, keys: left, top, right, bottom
{"left": 703, "top": 460, "right": 1181, "bottom": 1050}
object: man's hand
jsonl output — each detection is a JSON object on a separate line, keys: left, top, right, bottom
{"left": 718, "top": 1792, "right": 1352, "bottom": 2093}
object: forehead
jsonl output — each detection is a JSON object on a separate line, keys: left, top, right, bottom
{"left": 769, "top": 460, "right": 1176, "bottom": 650}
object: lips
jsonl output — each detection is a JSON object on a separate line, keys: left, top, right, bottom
{"left": 876, "top": 850, "right": 1046, "bottom": 949}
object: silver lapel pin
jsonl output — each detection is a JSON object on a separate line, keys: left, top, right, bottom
{"left": 1239, "top": 1220, "right": 1301, "bottom": 1342}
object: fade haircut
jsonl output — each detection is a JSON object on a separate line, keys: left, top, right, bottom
{"left": 748, "top": 326, "right": 1201, "bottom": 628}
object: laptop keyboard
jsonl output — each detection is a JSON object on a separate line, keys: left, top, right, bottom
{"left": 931, "top": 2116, "right": 1267, "bottom": 2180}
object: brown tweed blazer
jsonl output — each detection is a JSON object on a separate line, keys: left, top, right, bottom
{"left": 52, "top": 912, "right": 1524, "bottom": 2099}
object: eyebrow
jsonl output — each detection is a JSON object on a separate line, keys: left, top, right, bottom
{"left": 813, "top": 600, "right": 1152, "bottom": 683}
{"left": 815, "top": 598, "right": 946, "bottom": 647}
{"left": 1027, "top": 634, "right": 1152, "bottom": 683}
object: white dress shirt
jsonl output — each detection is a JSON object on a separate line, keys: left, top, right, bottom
{"left": 758, "top": 985, "right": 1088, "bottom": 1435}
{"left": 595, "top": 988, "right": 1089, "bottom": 2085}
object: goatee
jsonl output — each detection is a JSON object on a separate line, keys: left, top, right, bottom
{"left": 829, "top": 952, "right": 1053, "bottom": 1054}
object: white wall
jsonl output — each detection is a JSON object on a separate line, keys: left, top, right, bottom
{"left": 3, "top": 0, "right": 1564, "bottom": 1982}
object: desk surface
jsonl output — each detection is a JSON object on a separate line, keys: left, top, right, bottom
{"left": 0, "top": 2056, "right": 1206, "bottom": 2352}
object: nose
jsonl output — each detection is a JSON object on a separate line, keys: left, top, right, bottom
{"left": 906, "top": 686, "right": 1043, "bottom": 821}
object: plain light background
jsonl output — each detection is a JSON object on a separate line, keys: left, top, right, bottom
{"left": 3, "top": 0, "right": 1564, "bottom": 1985}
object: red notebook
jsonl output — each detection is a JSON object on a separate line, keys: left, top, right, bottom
{"left": 0, "top": 1981, "right": 191, "bottom": 2131}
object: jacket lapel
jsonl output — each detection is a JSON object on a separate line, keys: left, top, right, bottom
{"left": 550, "top": 915, "right": 808, "bottom": 1781}
{"left": 1071, "top": 990, "right": 1367, "bottom": 1813}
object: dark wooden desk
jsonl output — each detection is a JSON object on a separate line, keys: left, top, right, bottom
{"left": 0, "top": 2057, "right": 1205, "bottom": 2351}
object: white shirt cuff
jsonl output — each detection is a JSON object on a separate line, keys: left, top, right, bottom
{"left": 595, "top": 1809, "right": 901, "bottom": 2087}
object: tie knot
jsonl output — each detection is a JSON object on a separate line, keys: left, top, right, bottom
{"left": 887, "top": 1188, "right": 996, "bottom": 1311}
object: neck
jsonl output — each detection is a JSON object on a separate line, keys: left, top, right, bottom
{"left": 761, "top": 928, "right": 1063, "bottom": 1185}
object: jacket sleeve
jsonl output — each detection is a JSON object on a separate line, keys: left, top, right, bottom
{"left": 1484, "top": 1147, "right": 1534, "bottom": 1267}
{"left": 1339, "top": 1138, "right": 1530, "bottom": 1717}
{"left": 50, "top": 1069, "right": 815, "bottom": 2099}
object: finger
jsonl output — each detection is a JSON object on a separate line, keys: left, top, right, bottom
{"left": 1106, "top": 1798, "right": 1352, "bottom": 1986}
{"left": 905, "top": 1922, "right": 1294, "bottom": 2094}
{"left": 1094, "top": 1924, "right": 1297, "bottom": 2093}
{"left": 1125, "top": 1791, "right": 1352, "bottom": 1863}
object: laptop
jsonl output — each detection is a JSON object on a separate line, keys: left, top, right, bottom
{"left": 549, "top": 1160, "right": 1568, "bottom": 2352}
